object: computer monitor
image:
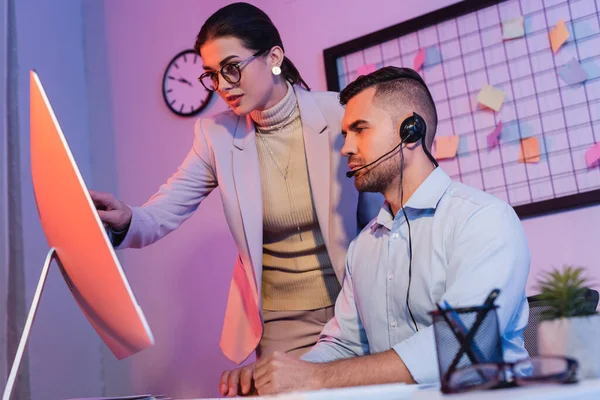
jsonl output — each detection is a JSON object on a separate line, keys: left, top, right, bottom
{"left": 2, "top": 70, "right": 154, "bottom": 400}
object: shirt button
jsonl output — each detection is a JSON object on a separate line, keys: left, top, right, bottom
{"left": 391, "top": 320, "right": 397, "bottom": 327}
{"left": 392, "top": 233, "right": 399, "bottom": 239}
{"left": 388, "top": 273, "right": 394, "bottom": 280}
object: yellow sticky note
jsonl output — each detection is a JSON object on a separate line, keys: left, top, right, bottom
{"left": 435, "top": 136, "right": 460, "bottom": 160}
{"left": 477, "top": 84, "right": 505, "bottom": 112}
{"left": 503, "top": 16, "right": 525, "bottom": 40}
{"left": 550, "top": 19, "right": 569, "bottom": 53}
{"left": 519, "top": 137, "right": 540, "bottom": 163}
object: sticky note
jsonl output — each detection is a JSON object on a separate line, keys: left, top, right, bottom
{"left": 487, "top": 121, "right": 503, "bottom": 149}
{"left": 550, "top": 19, "right": 569, "bottom": 53}
{"left": 477, "top": 84, "right": 505, "bottom": 112}
{"left": 503, "top": 16, "right": 525, "bottom": 40}
{"left": 357, "top": 63, "right": 377, "bottom": 76}
{"left": 424, "top": 46, "right": 442, "bottom": 66}
{"left": 414, "top": 48, "right": 425, "bottom": 71}
{"left": 558, "top": 58, "right": 588, "bottom": 85}
{"left": 519, "top": 137, "right": 540, "bottom": 163}
{"left": 585, "top": 143, "right": 600, "bottom": 168}
{"left": 435, "top": 136, "right": 460, "bottom": 159}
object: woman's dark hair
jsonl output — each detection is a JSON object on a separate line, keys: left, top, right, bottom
{"left": 194, "top": 2, "right": 310, "bottom": 91}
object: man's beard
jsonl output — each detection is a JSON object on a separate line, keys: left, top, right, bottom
{"left": 354, "top": 154, "right": 401, "bottom": 193}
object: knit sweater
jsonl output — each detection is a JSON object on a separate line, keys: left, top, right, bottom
{"left": 252, "top": 83, "right": 340, "bottom": 311}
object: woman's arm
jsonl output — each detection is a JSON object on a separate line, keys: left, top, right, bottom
{"left": 107, "top": 119, "right": 218, "bottom": 249}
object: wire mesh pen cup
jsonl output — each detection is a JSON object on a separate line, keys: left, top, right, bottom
{"left": 430, "top": 305, "right": 504, "bottom": 393}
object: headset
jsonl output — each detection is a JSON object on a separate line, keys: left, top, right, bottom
{"left": 398, "top": 111, "right": 437, "bottom": 333}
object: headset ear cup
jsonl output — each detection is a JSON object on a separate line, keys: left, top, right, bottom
{"left": 400, "top": 112, "right": 426, "bottom": 143}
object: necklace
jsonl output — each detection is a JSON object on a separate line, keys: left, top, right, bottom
{"left": 256, "top": 106, "right": 297, "bottom": 179}
{"left": 255, "top": 105, "right": 303, "bottom": 240}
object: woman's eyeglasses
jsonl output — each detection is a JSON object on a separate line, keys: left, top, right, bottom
{"left": 198, "top": 50, "right": 266, "bottom": 91}
{"left": 447, "top": 355, "right": 579, "bottom": 393}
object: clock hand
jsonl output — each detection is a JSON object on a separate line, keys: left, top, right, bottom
{"left": 177, "top": 77, "right": 193, "bottom": 87}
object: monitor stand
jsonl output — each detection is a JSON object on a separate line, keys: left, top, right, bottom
{"left": 3, "top": 247, "right": 57, "bottom": 400}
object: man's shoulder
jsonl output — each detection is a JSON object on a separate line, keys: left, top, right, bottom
{"left": 441, "top": 180, "right": 519, "bottom": 226}
{"left": 445, "top": 179, "right": 510, "bottom": 210}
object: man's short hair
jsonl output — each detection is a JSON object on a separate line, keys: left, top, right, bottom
{"left": 339, "top": 66, "right": 438, "bottom": 150}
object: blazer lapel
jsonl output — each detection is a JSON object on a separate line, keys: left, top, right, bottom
{"left": 231, "top": 115, "right": 263, "bottom": 296}
{"left": 296, "top": 88, "right": 332, "bottom": 250}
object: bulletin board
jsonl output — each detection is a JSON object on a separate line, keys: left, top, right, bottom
{"left": 323, "top": 0, "right": 600, "bottom": 218}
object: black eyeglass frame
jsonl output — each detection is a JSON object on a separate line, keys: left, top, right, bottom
{"left": 198, "top": 49, "right": 267, "bottom": 91}
{"left": 447, "top": 355, "right": 579, "bottom": 394}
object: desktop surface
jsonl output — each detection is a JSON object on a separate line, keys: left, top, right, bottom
{"left": 181, "top": 378, "right": 600, "bottom": 400}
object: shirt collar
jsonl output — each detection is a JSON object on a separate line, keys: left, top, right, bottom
{"left": 374, "top": 167, "right": 452, "bottom": 230}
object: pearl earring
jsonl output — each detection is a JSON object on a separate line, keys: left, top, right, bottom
{"left": 272, "top": 65, "right": 282, "bottom": 76}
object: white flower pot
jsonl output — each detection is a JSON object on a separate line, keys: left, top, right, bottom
{"left": 537, "top": 315, "right": 600, "bottom": 380}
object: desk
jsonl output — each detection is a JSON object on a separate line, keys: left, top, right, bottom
{"left": 186, "top": 378, "right": 600, "bottom": 400}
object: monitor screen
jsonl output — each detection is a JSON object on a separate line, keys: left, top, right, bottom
{"left": 29, "top": 69, "right": 154, "bottom": 359}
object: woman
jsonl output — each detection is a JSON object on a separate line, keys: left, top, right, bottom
{"left": 91, "top": 2, "right": 379, "bottom": 396}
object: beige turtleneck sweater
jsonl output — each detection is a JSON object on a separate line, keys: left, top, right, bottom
{"left": 251, "top": 83, "right": 340, "bottom": 311}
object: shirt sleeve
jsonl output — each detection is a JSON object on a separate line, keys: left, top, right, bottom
{"left": 107, "top": 222, "right": 131, "bottom": 247}
{"left": 302, "top": 241, "right": 371, "bottom": 363}
{"left": 393, "top": 202, "right": 530, "bottom": 383}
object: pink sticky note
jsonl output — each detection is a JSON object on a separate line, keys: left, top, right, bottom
{"left": 357, "top": 63, "right": 377, "bottom": 76}
{"left": 414, "top": 48, "right": 425, "bottom": 71}
{"left": 585, "top": 143, "right": 600, "bottom": 168}
{"left": 487, "top": 121, "right": 503, "bottom": 149}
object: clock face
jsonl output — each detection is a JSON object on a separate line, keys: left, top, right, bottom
{"left": 162, "top": 49, "right": 213, "bottom": 117}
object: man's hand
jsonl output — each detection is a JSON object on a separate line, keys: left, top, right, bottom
{"left": 219, "top": 362, "right": 256, "bottom": 397}
{"left": 255, "top": 349, "right": 414, "bottom": 395}
{"left": 253, "top": 351, "right": 322, "bottom": 395}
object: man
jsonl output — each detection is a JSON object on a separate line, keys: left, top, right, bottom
{"left": 251, "top": 66, "right": 530, "bottom": 395}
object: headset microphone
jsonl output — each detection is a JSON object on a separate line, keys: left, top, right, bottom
{"left": 345, "top": 141, "right": 404, "bottom": 178}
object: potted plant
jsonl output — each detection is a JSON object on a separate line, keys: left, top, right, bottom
{"left": 536, "top": 266, "right": 600, "bottom": 379}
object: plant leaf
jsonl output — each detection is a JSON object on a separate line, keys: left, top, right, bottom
{"left": 535, "top": 265, "right": 592, "bottom": 320}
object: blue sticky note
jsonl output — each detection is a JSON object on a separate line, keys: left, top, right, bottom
{"left": 501, "top": 120, "right": 535, "bottom": 142}
{"left": 457, "top": 135, "right": 469, "bottom": 156}
{"left": 581, "top": 59, "right": 600, "bottom": 80}
{"left": 558, "top": 58, "right": 588, "bottom": 85}
{"left": 424, "top": 46, "right": 442, "bottom": 67}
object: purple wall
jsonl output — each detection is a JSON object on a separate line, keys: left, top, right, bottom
{"left": 16, "top": 0, "right": 598, "bottom": 399}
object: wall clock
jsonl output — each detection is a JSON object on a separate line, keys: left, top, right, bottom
{"left": 162, "top": 49, "right": 213, "bottom": 117}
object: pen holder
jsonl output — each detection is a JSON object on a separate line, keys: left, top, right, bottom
{"left": 430, "top": 305, "right": 504, "bottom": 393}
